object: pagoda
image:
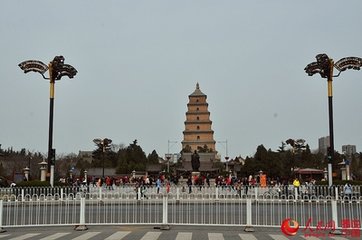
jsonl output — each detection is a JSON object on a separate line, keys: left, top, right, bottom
{"left": 181, "top": 83, "right": 217, "bottom": 172}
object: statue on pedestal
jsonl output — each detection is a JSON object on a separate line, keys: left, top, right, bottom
{"left": 191, "top": 150, "right": 200, "bottom": 172}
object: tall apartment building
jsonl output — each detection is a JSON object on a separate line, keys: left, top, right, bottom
{"left": 342, "top": 145, "right": 356, "bottom": 156}
{"left": 318, "top": 136, "right": 330, "bottom": 155}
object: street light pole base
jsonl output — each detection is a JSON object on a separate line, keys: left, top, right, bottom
{"left": 154, "top": 225, "right": 171, "bottom": 230}
{"left": 160, "top": 225, "right": 170, "bottom": 230}
{"left": 329, "top": 230, "right": 345, "bottom": 235}
{"left": 74, "top": 225, "right": 88, "bottom": 231}
{"left": 244, "top": 226, "right": 255, "bottom": 232}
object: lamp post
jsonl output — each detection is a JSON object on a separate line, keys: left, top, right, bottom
{"left": 19, "top": 56, "right": 77, "bottom": 187}
{"left": 93, "top": 138, "right": 112, "bottom": 179}
{"left": 218, "top": 140, "right": 229, "bottom": 171}
{"left": 167, "top": 140, "right": 178, "bottom": 173}
{"left": 305, "top": 54, "right": 362, "bottom": 187}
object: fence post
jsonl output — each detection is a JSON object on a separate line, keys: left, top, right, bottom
{"left": 176, "top": 187, "right": 180, "bottom": 204}
{"left": 0, "top": 200, "right": 6, "bottom": 233}
{"left": 60, "top": 188, "right": 64, "bottom": 201}
{"left": 21, "top": 189, "right": 25, "bottom": 202}
{"left": 331, "top": 200, "right": 338, "bottom": 226}
{"left": 75, "top": 197, "right": 88, "bottom": 231}
{"left": 160, "top": 195, "right": 170, "bottom": 230}
{"left": 137, "top": 187, "right": 141, "bottom": 200}
{"left": 254, "top": 187, "right": 258, "bottom": 200}
{"left": 215, "top": 187, "right": 219, "bottom": 200}
{"left": 99, "top": 187, "right": 102, "bottom": 200}
{"left": 330, "top": 199, "right": 344, "bottom": 235}
{"left": 244, "top": 198, "right": 254, "bottom": 232}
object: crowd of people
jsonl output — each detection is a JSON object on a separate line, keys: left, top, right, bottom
{"left": 74, "top": 173, "right": 310, "bottom": 193}
{"left": 64, "top": 172, "right": 356, "bottom": 199}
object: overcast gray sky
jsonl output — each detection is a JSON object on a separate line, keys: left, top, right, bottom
{"left": 1, "top": 0, "right": 362, "bottom": 160}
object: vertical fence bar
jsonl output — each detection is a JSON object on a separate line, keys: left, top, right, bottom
{"left": 162, "top": 195, "right": 168, "bottom": 224}
{"left": 137, "top": 187, "right": 141, "bottom": 200}
{"left": 329, "top": 199, "right": 345, "bottom": 235}
{"left": 21, "top": 189, "right": 25, "bottom": 202}
{"left": 176, "top": 187, "right": 180, "bottom": 203}
{"left": 160, "top": 195, "right": 170, "bottom": 230}
{"left": 75, "top": 197, "right": 88, "bottom": 231}
{"left": 0, "top": 200, "right": 5, "bottom": 233}
{"left": 331, "top": 200, "right": 338, "bottom": 227}
{"left": 244, "top": 198, "right": 254, "bottom": 232}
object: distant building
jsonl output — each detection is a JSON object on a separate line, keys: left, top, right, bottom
{"left": 227, "top": 156, "right": 245, "bottom": 176}
{"left": 78, "top": 150, "right": 93, "bottom": 163}
{"left": 164, "top": 153, "right": 180, "bottom": 164}
{"left": 318, "top": 136, "right": 330, "bottom": 155}
{"left": 342, "top": 145, "right": 356, "bottom": 156}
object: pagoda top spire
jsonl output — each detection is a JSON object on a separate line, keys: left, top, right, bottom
{"left": 190, "top": 82, "right": 206, "bottom": 97}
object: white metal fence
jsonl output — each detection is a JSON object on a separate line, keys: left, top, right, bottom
{"left": 2, "top": 184, "right": 361, "bottom": 199}
{"left": 0, "top": 185, "right": 361, "bottom": 230}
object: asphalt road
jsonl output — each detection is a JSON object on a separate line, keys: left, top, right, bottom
{"left": 0, "top": 225, "right": 360, "bottom": 240}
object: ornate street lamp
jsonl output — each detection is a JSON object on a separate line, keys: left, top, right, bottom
{"left": 167, "top": 140, "right": 178, "bottom": 173}
{"left": 218, "top": 140, "right": 229, "bottom": 171}
{"left": 19, "top": 56, "right": 77, "bottom": 187}
{"left": 93, "top": 138, "right": 112, "bottom": 179}
{"left": 305, "top": 54, "right": 362, "bottom": 187}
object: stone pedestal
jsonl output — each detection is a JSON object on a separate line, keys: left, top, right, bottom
{"left": 346, "top": 165, "right": 351, "bottom": 181}
{"left": 341, "top": 167, "right": 347, "bottom": 180}
{"left": 39, "top": 161, "right": 48, "bottom": 182}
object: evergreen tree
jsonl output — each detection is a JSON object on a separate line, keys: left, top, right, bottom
{"left": 147, "top": 150, "right": 159, "bottom": 164}
{"left": 116, "top": 139, "right": 147, "bottom": 174}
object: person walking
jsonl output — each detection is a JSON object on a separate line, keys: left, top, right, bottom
{"left": 206, "top": 174, "right": 210, "bottom": 187}
{"left": 293, "top": 177, "right": 301, "bottom": 198}
{"left": 344, "top": 182, "right": 353, "bottom": 200}
{"left": 187, "top": 176, "right": 192, "bottom": 194}
{"left": 156, "top": 177, "right": 161, "bottom": 194}
{"left": 166, "top": 180, "right": 170, "bottom": 193}
{"left": 243, "top": 177, "right": 249, "bottom": 195}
